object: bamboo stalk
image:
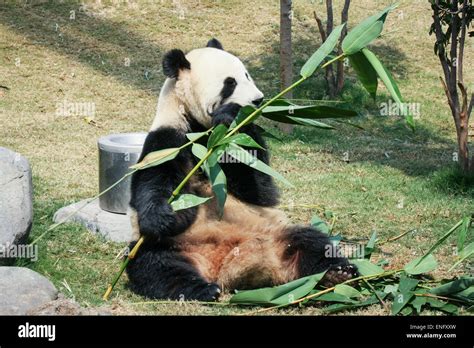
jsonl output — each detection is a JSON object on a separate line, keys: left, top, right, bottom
{"left": 379, "top": 229, "right": 412, "bottom": 245}
{"left": 414, "top": 293, "right": 466, "bottom": 304}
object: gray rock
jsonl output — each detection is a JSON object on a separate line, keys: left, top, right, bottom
{"left": 53, "top": 199, "right": 133, "bottom": 243}
{"left": 0, "top": 147, "right": 33, "bottom": 251}
{"left": 0, "top": 267, "right": 58, "bottom": 315}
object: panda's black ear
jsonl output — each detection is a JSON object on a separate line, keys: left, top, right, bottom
{"left": 162, "top": 49, "right": 191, "bottom": 78}
{"left": 206, "top": 38, "right": 224, "bottom": 50}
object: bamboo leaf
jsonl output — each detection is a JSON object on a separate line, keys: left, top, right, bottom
{"left": 208, "top": 162, "right": 227, "bottom": 218}
{"left": 429, "top": 277, "right": 474, "bottom": 296}
{"left": 262, "top": 104, "right": 358, "bottom": 119}
{"left": 300, "top": 24, "right": 346, "bottom": 78}
{"left": 342, "top": 4, "right": 397, "bottom": 55}
{"left": 207, "top": 144, "right": 228, "bottom": 167}
{"left": 364, "top": 231, "right": 377, "bottom": 259}
{"left": 361, "top": 48, "right": 415, "bottom": 130}
{"left": 411, "top": 296, "right": 427, "bottom": 314}
{"left": 457, "top": 216, "right": 472, "bottom": 251}
{"left": 404, "top": 254, "right": 438, "bottom": 275}
{"left": 229, "top": 272, "right": 326, "bottom": 306}
{"left": 391, "top": 291, "right": 415, "bottom": 315}
{"left": 398, "top": 276, "right": 419, "bottom": 293}
{"left": 324, "top": 292, "right": 388, "bottom": 313}
{"left": 207, "top": 124, "right": 228, "bottom": 148}
{"left": 423, "top": 297, "right": 459, "bottom": 314}
{"left": 452, "top": 286, "right": 474, "bottom": 303}
{"left": 351, "top": 259, "right": 385, "bottom": 276}
{"left": 230, "top": 105, "right": 258, "bottom": 129}
{"left": 193, "top": 144, "right": 227, "bottom": 217}
{"left": 218, "top": 133, "right": 265, "bottom": 149}
{"left": 384, "top": 284, "right": 399, "bottom": 294}
{"left": 186, "top": 130, "right": 211, "bottom": 142}
{"left": 449, "top": 242, "right": 474, "bottom": 271}
{"left": 191, "top": 143, "right": 208, "bottom": 160}
{"left": 311, "top": 216, "right": 331, "bottom": 234}
{"left": 415, "top": 219, "right": 464, "bottom": 267}
{"left": 315, "top": 292, "right": 356, "bottom": 303}
{"left": 170, "top": 194, "right": 211, "bottom": 211}
{"left": 130, "top": 147, "right": 179, "bottom": 170}
{"left": 334, "top": 284, "right": 362, "bottom": 298}
{"left": 226, "top": 143, "right": 293, "bottom": 187}
{"left": 400, "top": 306, "right": 414, "bottom": 316}
{"left": 348, "top": 51, "right": 378, "bottom": 99}
{"left": 288, "top": 117, "right": 335, "bottom": 129}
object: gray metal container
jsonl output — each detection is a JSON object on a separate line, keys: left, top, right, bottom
{"left": 98, "top": 132, "right": 147, "bottom": 214}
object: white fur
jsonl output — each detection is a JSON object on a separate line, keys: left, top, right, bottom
{"left": 150, "top": 47, "right": 263, "bottom": 132}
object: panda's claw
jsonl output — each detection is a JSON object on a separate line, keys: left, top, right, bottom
{"left": 193, "top": 282, "right": 222, "bottom": 302}
{"left": 320, "top": 264, "right": 359, "bottom": 288}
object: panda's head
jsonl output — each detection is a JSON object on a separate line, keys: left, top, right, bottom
{"left": 159, "top": 39, "right": 264, "bottom": 129}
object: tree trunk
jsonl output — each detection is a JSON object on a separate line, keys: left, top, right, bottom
{"left": 314, "top": 0, "right": 350, "bottom": 98}
{"left": 279, "top": 0, "right": 294, "bottom": 133}
{"left": 325, "top": 0, "right": 336, "bottom": 98}
{"left": 336, "top": 0, "right": 350, "bottom": 94}
{"left": 432, "top": 0, "right": 474, "bottom": 176}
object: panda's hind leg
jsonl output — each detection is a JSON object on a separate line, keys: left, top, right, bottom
{"left": 280, "top": 226, "right": 358, "bottom": 287}
{"left": 126, "top": 241, "right": 221, "bottom": 301}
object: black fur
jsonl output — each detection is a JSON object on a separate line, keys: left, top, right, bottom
{"left": 129, "top": 128, "right": 199, "bottom": 242}
{"left": 210, "top": 103, "right": 280, "bottom": 206}
{"left": 162, "top": 49, "right": 190, "bottom": 78}
{"left": 206, "top": 38, "right": 224, "bottom": 50}
{"left": 127, "top": 241, "right": 221, "bottom": 301}
{"left": 281, "top": 226, "right": 350, "bottom": 276}
{"left": 220, "top": 77, "right": 237, "bottom": 101}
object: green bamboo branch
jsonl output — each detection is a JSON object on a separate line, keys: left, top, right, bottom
{"left": 102, "top": 54, "right": 346, "bottom": 301}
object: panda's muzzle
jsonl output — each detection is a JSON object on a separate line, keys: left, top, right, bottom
{"left": 252, "top": 97, "right": 264, "bottom": 107}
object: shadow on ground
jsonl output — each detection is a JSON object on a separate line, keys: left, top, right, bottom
{"left": 0, "top": 2, "right": 164, "bottom": 93}
{"left": 1, "top": 3, "right": 460, "bottom": 181}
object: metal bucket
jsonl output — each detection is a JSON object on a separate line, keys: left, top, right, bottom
{"left": 98, "top": 132, "right": 147, "bottom": 214}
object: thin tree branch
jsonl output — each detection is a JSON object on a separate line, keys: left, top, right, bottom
{"left": 468, "top": 93, "right": 474, "bottom": 119}
{"left": 325, "top": 0, "right": 335, "bottom": 96}
{"left": 433, "top": 1, "right": 451, "bottom": 88}
{"left": 440, "top": 76, "right": 457, "bottom": 121}
{"left": 458, "top": 0, "right": 468, "bottom": 83}
{"left": 326, "top": 0, "right": 333, "bottom": 36}
{"left": 458, "top": 81, "right": 468, "bottom": 117}
{"left": 449, "top": 0, "right": 460, "bottom": 112}
{"left": 336, "top": 0, "right": 351, "bottom": 94}
{"left": 313, "top": 10, "right": 327, "bottom": 42}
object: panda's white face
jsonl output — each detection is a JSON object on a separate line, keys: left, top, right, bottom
{"left": 185, "top": 48, "right": 264, "bottom": 117}
{"left": 152, "top": 39, "right": 265, "bottom": 131}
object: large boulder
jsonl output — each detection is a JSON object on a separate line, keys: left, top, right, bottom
{"left": 0, "top": 148, "right": 33, "bottom": 259}
{"left": 0, "top": 267, "right": 58, "bottom": 315}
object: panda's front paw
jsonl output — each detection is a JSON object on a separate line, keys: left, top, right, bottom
{"left": 211, "top": 113, "right": 235, "bottom": 127}
{"left": 210, "top": 103, "right": 241, "bottom": 127}
{"left": 191, "top": 282, "right": 222, "bottom": 302}
{"left": 320, "top": 264, "right": 358, "bottom": 288}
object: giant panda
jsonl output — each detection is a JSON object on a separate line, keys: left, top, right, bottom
{"left": 126, "top": 39, "right": 357, "bottom": 301}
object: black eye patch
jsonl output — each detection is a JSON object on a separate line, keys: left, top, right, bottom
{"left": 220, "top": 77, "right": 237, "bottom": 100}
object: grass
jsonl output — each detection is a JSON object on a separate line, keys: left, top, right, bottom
{"left": 0, "top": 0, "right": 473, "bottom": 315}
